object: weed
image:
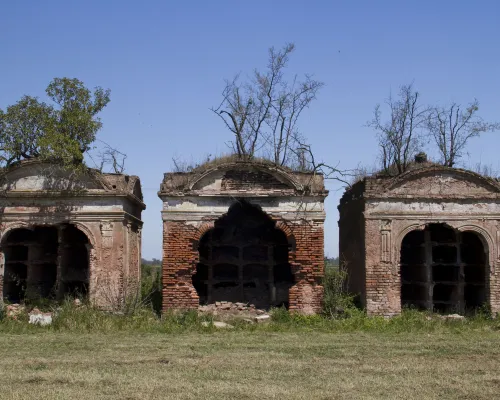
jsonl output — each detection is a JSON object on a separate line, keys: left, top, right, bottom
{"left": 322, "top": 264, "right": 355, "bottom": 318}
{"left": 141, "top": 263, "right": 162, "bottom": 314}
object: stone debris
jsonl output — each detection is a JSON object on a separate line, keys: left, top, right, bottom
{"left": 254, "top": 314, "right": 271, "bottom": 323}
{"left": 4, "top": 304, "right": 55, "bottom": 325}
{"left": 198, "top": 301, "right": 267, "bottom": 317}
{"left": 439, "top": 314, "right": 465, "bottom": 321}
{"left": 28, "top": 308, "right": 53, "bottom": 326}
{"left": 201, "top": 321, "right": 234, "bottom": 329}
{"left": 198, "top": 301, "right": 272, "bottom": 324}
{"left": 5, "top": 303, "right": 25, "bottom": 319}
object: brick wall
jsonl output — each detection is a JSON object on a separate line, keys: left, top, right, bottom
{"left": 162, "top": 218, "right": 325, "bottom": 314}
{"left": 362, "top": 217, "right": 500, "bottom": 316}
{"left": 221, "top": 170, "right": 290, "bottom": 191}
{"left": 162, "top": 221, "right": 209, "bottom": 310}
{"left": 364, "top": 219, "right": 400, "bottom": 315}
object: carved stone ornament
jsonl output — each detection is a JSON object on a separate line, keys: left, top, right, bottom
{"left": 380, "top": 219, "right": 392, "bottom": 263}
{"left": 100, "top": 221, "right": 114, "bottom": 247}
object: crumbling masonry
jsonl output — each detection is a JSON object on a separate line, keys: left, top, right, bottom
{"left": 0, "top": 160, "right": 145, "bottom": 307}
{"left": 158, "top": 161, "right": 328, "bottom": 314}
{"left": 339, "top": 166, "right": 500, "bottom": 316}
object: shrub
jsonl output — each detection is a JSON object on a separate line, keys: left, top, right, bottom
{"left": 141, "top": 263, "right": 162, "bottom": 314}
{"left": 322, "top": 265, "right": 355, "bottom": 318}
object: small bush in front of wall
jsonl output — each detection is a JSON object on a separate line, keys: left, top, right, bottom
{"left": 322, "top": 265, "right": 355, "bottom": 318}
{"left": 141, "top": 263, "right": 162, "bottom": 314}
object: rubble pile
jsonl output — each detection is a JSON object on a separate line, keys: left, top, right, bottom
{"left": 198, "top": 301, "right": 267, "bottom": 317}
{"left": 5, "top": 303, "right": 26, "bottom": 320}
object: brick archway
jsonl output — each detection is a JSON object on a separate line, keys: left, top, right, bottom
{"left": 191, "top": 201, "right": 294, "bottom": 309}
{"left": 161, "top": 203, "right": 324, "bottom": 313}
{"left": 400, "top": 223, "right": 489, "bottom": 313}
{"left": 0, "top": 223, "right": 91, "bottom": 303}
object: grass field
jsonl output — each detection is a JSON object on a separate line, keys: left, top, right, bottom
{"left": 1, "top": 329, "right": 499, "bottom": 400}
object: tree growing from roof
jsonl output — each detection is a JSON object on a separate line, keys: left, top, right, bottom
{"left": 368, "top": 83, "right": 428, "bottom": 175}
{"left": 0, "top": 77, "right": 111, "bottom": 169}
{"left": 211, "top": 43, "right": 324, "bottom": 168}
{"left": 427, "top": 99, "right": 500, "bottom": 167}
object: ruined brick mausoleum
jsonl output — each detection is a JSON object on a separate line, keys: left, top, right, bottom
{"left": 158, "top": 161, "right": 328, "bottom": 314}
{"left": 0, "top": 160, "right": 145, "bottom": 306}
{"left": 339, "top": 165, "right": 500, "bottom": 316}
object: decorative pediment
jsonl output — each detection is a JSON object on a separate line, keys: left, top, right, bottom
{"left": 159, "top": 161, "right": 328, "bottom": 198}
{"left": 386, "top": 168, "right": 500, "bottom": 197}
{"left": 190, "top": 164, "right": 299, "bottom": 194}
{"left": 0, "top": 162, "right": 105, "bottom": 192}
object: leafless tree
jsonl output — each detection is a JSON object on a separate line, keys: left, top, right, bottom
{"left": 292, "top": 141, "right": 353, "bottom": 186}
{"left": 368, "top": 84, "right": 428, "bottom": 174}
{"left": 96, "top": 141, "right": 127, "bottom": 173}
{"left": 427, "top": 99, "right": 500, "bottom": 167}
{"left": 470, "top": 161, "right": 498, "bottom": 178}
{"left": 212, "top": 43, "right": 324, "bottom": 166}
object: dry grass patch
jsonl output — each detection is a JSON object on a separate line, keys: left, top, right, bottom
{"left": 0, "top": 331, "right": 499, "bottom": 399}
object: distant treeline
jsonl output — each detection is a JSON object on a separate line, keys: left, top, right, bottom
{"left": 142, "top": 257, "right": 340, "bottom": 267}
{"left": 325, "top": 257, "right": 339, "bottom": 268}
{"left": 142, "top": 258, "right": 161, "bottom": 266}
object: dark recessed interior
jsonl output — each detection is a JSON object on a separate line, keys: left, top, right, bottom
{"left": 400, "top": 224, "right": 487, "bottom": 314}
{"left": 2, "top": 224, "right": 90, "bottom": 303}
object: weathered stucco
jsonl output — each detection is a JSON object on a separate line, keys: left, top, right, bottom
{"left": 0, "top": 160, "right": 145, "bottom": 308}
{"left": 339, "top": 166, "right": 500, "bottom": 316}
{"left": 158, "top": 161, "right": 328, "bottom": 314}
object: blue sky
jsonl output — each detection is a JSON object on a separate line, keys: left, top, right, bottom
{"left": 1, "top": 1, "right": 499, "bottom": 259}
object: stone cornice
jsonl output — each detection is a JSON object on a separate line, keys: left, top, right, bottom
{"left": 161, "top": 210, "right": 326, "bottom": 222}
{"left": 0, "top": 191, "right": 146, "bottom": 209}
{"left": 366, "top": 194, "right": 500, "bottom": 201}
{"left": 158, "top": 192, "right": 328, "bottom": 199}
{"left": 0, "top": 210, "right": 141, "bottom": 222}
{"left": 365, "top": 214, "right": 500, "bottom": 220}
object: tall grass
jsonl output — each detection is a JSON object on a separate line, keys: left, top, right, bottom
{"left": 1, "top": 260, "right": 499, "bottom": 334}
{"left": 1, "top": 299, "right": 498, "bottom": 334}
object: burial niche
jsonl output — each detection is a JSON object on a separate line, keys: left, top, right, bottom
{"left": 400, "top": 224, "right": 487, "bottom": 314}
{"left": 2, "top": 224, "right": 90, "bottom": 302}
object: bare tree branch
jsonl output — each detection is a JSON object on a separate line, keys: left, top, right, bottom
{"left": 368, "top": 83, "right": 428, "bottom": 174}
{"left": 427, "top": 99, "right": 500, "bottom": 167}
{"left": 212, "top": 43, "right": 324, "bottom": 167}
{"left": 96, "top": 140, "right": 127, "bottom": 173}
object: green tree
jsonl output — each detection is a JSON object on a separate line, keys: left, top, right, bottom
{"left": 0, "top": 78, "right": 110, "bottom": 168}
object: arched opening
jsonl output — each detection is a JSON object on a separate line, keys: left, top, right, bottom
{"left": 1, "top": 224, "right": 90, "bottom": 303}
{"left": 58, "top": 224, "right": 90, "bottom": 298}
{"left": 400, "top": 223, "right": 488, "bottom": 314}
{"left": 192, "top": 201, "right": 293, "bottom": 309}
